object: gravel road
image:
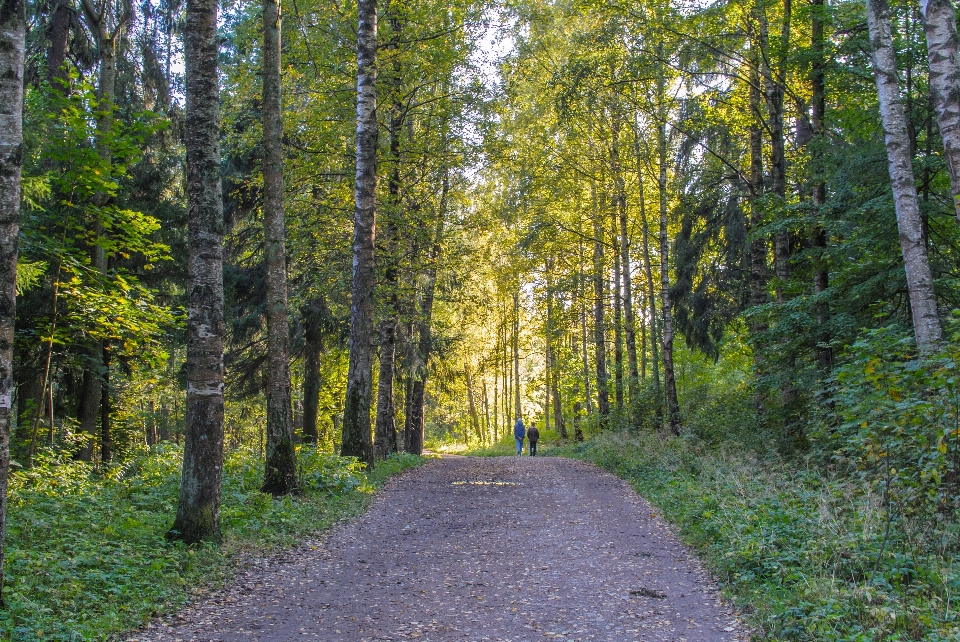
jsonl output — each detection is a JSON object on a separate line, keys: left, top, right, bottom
{"left": 129, "top": 455, "right": 747, "bottom": 641}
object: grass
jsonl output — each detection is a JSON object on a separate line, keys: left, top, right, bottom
{"left": 1, "top": 445, "right": 423, "bottom": 641}
{"left": 546, "top": 430, "right": 960, "bottom": 641}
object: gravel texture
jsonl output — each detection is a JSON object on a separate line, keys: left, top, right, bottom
{"left": 129, "top": 455, "right": 747, "bottom": 641}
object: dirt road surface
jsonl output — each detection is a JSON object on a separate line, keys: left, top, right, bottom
{"left": 129, "top": 456, "right": 747, "bottom": 641}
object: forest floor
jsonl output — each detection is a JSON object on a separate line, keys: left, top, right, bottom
{"left": 127, "top": 455, "right": 747, "bottom": 641}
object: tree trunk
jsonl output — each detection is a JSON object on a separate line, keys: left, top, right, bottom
{"left": 261, "top": 0, "right": 298, "bottom": 494}
{"left": 0, "top": 0, "right": 24, "bottom": 603}
{"left": 373, "top": 30, "right": 404, "bottom": 461}
{"left": 465, "top": 363, "right": 480, "bottom": 442}
{"left": 481, "top": 374, "right": 491, "bottom": 442}
{"left": 633, "top": 118, "right": 661, "bottom": 418}
{"left": 610, "top": 200, "right": 624, "bottom": 415}
{"left": 866, "top": 0, "right": 943, "bottom": 349}
{"left": 811, "top": 0, "right": 831, "bottom": 373}
{"left": 657, "top": 118, "right": 681, "bottom": 434}
{"left": 302, "top": 305, "right": 322, "bottom": 445}
{"left": 592, "top": 209, "right": 610, "bottom": 425}
{"left": 100, "top": 341, "right": 111, "bottom": 463}
{"left": 405, "top": 211, "right": 444, "bottom": 455}
{"left": 512, "top": 290, "right": 521, "bottom": 419}
{"left": 341, "top": 0, "right": 378, "bottom": 464}
{"left": 578, "top": 239, "right": 593, "bottom": 416}
{"left": 170, "top": 0, "right": 226, "bottom": 544}
{"left": 619, "top": 197, "right": 638, "bottom": 412}
{"left": 46, "top": 0, "right": 73, "bottom": 86}
{"left": 920, "top": 0, "right": 960, "bottom": 224}
{"left": 545, "top": 261, "right": 566, "bottom": 438}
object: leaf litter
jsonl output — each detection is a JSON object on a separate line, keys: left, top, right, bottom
{"left": 128, "top": 456, "right": 748, "bottom": 641}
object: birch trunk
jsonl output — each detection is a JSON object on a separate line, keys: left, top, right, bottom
{"left": 170, "top": 0, "right": 226, "bottom": 544}
{"left": 512, "top": 290, "right": 521, "bottom": 418}
{"left": 867, "top": 0, "right": 943, "bottom": 348}
{"left": 0, "top": 0, "right": 24, "bottom": 602}
{"left": 633, "top": 117, "right": 661, "bottom": 417}
{"left": 592, "top": 212, "right": 610, "bottom": 425}
{"left": 261, "top": 0, "right": 297, "bottom": 494}
{"left": 610, "top": 201, "right": 624, "bottom": 414}
{"left": 920, "top": 0, "right": 960, "bottom": 223}
{"left": 342, "top": 0, "right": 378, "bottom": 464}
{"left": 657, "top": 120, "right": 681, "bottom": 434}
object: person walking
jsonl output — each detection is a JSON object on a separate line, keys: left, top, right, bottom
{"left": 513, "top": 417, "right": 525, "bottom": 456}
{"left": 527, "top": 422, "right": 540, "bottom": 456}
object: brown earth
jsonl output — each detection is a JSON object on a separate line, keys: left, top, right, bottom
{"left": 128, "top": 455, "right": 747, "bottom": 641}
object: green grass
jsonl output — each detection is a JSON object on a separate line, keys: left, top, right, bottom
{"left": 548, "top": 431, "right": 960, "bottom": 641}
{"left": 1, "top": 446, "right": 423, "bottom": 641}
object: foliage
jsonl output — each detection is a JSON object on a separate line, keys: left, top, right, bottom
{"left": 0, "top": 445, "right": 423, "bottom": 640}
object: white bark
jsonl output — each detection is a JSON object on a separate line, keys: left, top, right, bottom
{"left": 867, "top": 0, "right": 943, "bottom": 348}
{"left": 920, "top": 0, "right": 960, "bottom": 224}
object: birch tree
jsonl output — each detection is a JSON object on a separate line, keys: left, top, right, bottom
{"left": 342, "top": 0, "right": 378, "bottom": 464}
{"left": 920, "top": 0, "right": 960, "bottom": 224}
{"left": 866, "top": 0, "right": 942, "bottom": 349}
{"left": 170, "top": 0, "right": 227, "bottom": 543}
{"left": 0, "top": 0, "right": 24, "bottom": 601}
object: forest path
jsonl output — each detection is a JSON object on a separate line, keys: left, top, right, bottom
{"left": 129, "top": 456, "right": 747, "bottom": 641}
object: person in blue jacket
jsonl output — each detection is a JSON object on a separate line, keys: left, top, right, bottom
{"left": 513, "top": 417, "right": 526, "bottom": 456}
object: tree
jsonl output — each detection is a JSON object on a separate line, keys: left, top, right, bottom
{"left": 920, "top": 0, "right": 960, "bottom": 224}
{"left": 170, "top": 0, "right": 226, "bottom": 543}
{"left": 0, "top": 0, "right": 25, "bottom": 602}
{"left": 341, "top": 0, "right": 377, "bottom": 464}
{"left": 866, "top": 0, "right": 942, "bottom": 349}
{"left": 260, "top": 0, "right": 298, "bottom": 495}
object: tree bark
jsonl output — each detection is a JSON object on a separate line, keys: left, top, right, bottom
{"left": 0, "top": 0, "right": 24, "bottom": 603}
{"left": 866, "top": 0, "right": 943, "bottom": 349}
{"left": 100, "top": 341, "right": 111, "bottom": 463}
{"left": 373, "top": 26, "right": 403, "bottom": 461}
{"left": 610, "top": 200, "right": 624, "bottom": 414}
{"left": 633, "top": 117, "right": 661, "bottom": 419}
{"left": 619, "top": 191, "right": 639, "bottom": 411}
{"left": 657, "top": 118, "right": 681, "bottom": 434}
{"left": 46, "top": 0, "right": 73, "bottom": 86}
{"left": 170, "top": 0, "right": 226, "bottom": 544}
{"left": 545, "top": 260, "right": 566, "bottom": 438}
{"left": 578, "top": 239, "right": 593, "bottom": 416}
{"left": 261, "top": 0, "right": 297, "bottom": 494}
{"left": 920, "top": 0, "right": 960, "bottom": 224}
{"left": 342, "top": 0, "right": 378, "bottom": 464}
{"left": 465, "top": 363, "right": 480, "bottom": 442}
{"left": 302, "top": 306, "right": 322, "bottom": 445}
{"left": 811, "top": 0, "right": 831, "bottom": 373}
{"left": 512, "top": 290, "right": 521, "bottom": 419}
{"left": 405, "top": 216, "right": 443, "bottom": 455}
{"left": 592, "top": 210, "right": 610, "bottom": 426}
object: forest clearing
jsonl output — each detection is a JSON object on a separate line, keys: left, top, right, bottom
{"left": 2, "top": 0, "right": 960, "bottom": 638}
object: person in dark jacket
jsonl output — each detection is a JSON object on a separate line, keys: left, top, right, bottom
{"left": 513, "top": 417, "right": 525, "bottom": 456}
{"left": 527, "top": 422, "right": 540, "bottom": 456}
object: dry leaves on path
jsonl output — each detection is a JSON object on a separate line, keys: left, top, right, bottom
{"left": 129, "top": 456, "right": 748, "bottom": 641}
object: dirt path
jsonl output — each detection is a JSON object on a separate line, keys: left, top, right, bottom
{"left": 130, "top": 456, "right": 746, "bottom": 641}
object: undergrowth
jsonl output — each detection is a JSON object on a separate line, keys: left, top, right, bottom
{"left": 555, "top": 432, "right": 960, "bottom": 641}
{"left": 1, "top": 446, "right": 422, "bottom": 641}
